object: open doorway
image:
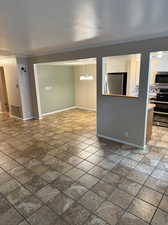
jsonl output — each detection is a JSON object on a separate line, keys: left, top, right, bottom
{"left": 34, "top": 57, "right": 97, "bottom": 130}
{"left": 149, "top": 51, "right": 168, "bottom": 127}
{"left": 0, "top": 67, "right": 9, "bottom": 113}
{"left": 148, "top": 51, "right": 168, "bottom": 147}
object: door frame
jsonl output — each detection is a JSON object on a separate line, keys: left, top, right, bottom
{"left": 32, "top": 57, "right": 98, "bottom": 132}
{"left": 0, "top": 67, "right": 9, "bottom": 113}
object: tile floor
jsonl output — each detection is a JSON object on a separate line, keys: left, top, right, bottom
{"left": 0, "top": 109, "right": 168, "bottom": 225}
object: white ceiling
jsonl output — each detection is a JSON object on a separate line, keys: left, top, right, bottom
{"left": 1, "top": 0, "right": 168, "bottom": 56}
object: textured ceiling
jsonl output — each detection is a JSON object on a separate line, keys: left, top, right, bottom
{"left": 1, "top": 0, "right": 168, "bottom": 56}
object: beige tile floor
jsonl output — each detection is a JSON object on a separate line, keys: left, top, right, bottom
{"left": 0, "top": 109, "right": 168, "bottom": 225}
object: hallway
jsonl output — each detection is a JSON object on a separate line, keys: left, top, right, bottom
{"left": 0, "top": 109, "right": 168, "bottom": 225}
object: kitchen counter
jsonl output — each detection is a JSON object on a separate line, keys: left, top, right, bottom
{"left": 148, "top": 104, "right": 155, "bottom": 110}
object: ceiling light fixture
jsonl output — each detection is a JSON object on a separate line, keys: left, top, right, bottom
{"left": 80, "top": 74, "right": 93, "bottom": 80}
{"left": 80, "top": 63, "right": 93, "bottom": 80}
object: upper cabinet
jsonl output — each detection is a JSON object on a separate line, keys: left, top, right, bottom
{"left": 149, "top": 51, "right": 168, "bottom": 85}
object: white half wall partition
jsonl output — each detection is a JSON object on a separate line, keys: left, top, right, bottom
{"left": 97, "top": 53, "right": 150, "bottom": 148}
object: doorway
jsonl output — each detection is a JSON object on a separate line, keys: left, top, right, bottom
{"left": 33, "top": 58, "right": 97, "bottom": 129}
{"left": 147, "top": 51, "right": 168, "bottom": 147}
{"left": 0, "top": 67, "right": 9, "bottom": 113}
{"left": 149, "top": 51, "right": 168, "bottom": 128}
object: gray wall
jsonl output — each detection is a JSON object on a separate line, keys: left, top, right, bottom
{"left": 36, "top": 65, "right": 75, "bottom": 114}
{"left": 96, "top": 54, "right": 150, "bottom": 148}
{"left": 17, "top": 57, "right": 33, "bottom": 120}
{"left": 28, "top": 37, "right": 168, "bottom": 148}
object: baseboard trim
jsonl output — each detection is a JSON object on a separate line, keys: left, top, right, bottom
{"left": 42, "top": 106, "right": 76, "bottom": 116}
{"left": 23, "top": 117, "right": 34, "bottom": 121}
{"left": 97, "top": 134, "right": 145, "bottom": 149}
{"left": 75, "top": 106, "right": 96, "bottom": 111}
{"left": 0, "top": 111, "right": 9, "bottom": 114}
{"left": 41, "top": 106, "right": 96, "bottom": 118}
{"left": 10, "top": 114, "right": 23, "bottom": 120}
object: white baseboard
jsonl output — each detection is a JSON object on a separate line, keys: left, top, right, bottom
{"left": 41, "top": 106, "right": 96, "bottom": 117}
{"left": 97, "top": 134, "right": 145, "bottom": 149}
{"left": 42, "top": 106, "right": 76, "bottom": 116}
{"left": 75, "top": 106, "right": 96, "bottom": 111}
{"left": 0, "top": 111, "right": 9, "bottom": 114}
{"left": 0, "top": 112, "right": 22, "bottom": 120}
{"left": 10, "top": 114, "right": 23, "bottom": 120}
{"left": 23, "top": 117, "right": 34, "bottom": 121}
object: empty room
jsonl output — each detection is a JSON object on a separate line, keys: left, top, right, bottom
{"left": 0, "top": 1, "right": 168, "bottom": 225}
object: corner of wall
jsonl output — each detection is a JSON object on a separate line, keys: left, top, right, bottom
{"left": 16, "top": 57, "right": 34, "bottom": 120}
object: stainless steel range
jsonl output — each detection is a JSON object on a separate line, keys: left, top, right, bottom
{"left": 150, "top": 72, "right": 168, "bottom": 127}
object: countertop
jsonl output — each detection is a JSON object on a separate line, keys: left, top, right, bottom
{"left": 148, "top": 104, "right": 155, "bottom": 110}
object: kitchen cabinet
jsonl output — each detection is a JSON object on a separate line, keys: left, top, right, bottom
{"left": 146, "top": 104, "right": 155, "bottom": 143}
